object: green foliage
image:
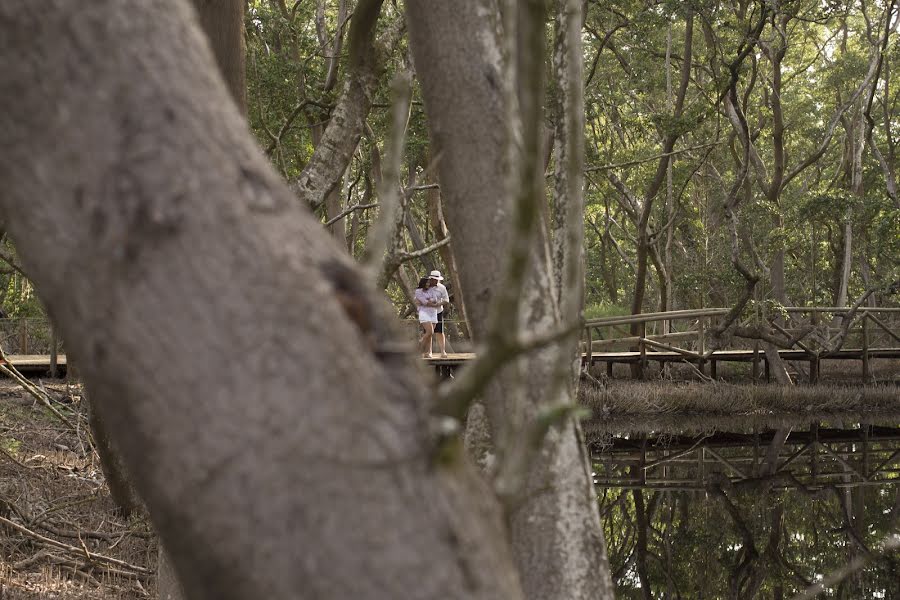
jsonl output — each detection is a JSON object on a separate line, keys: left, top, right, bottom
{"left": 584, "top": 303, "right": 630, "bottom": 321}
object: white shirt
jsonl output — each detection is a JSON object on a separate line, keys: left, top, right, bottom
{"left": 415, "top": 287, "right": 441, "bottom": 323}
{"left": 434, "top": 282, "right": 449, "bottom": 313}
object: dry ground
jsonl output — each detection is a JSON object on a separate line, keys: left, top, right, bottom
{"left": 0, "top": 380, "right": 154, "bottom": 599}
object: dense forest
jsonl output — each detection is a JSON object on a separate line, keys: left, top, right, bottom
{"left": 1, "top": 1, "right": 898, "bottom": 322}
{"left": 232, "top": 0, "right": 899, "bottom": 323}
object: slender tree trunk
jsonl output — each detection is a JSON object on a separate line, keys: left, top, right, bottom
{"left": 311, "top": 123, "right": 347, "bottom": 242}
{"left": 0, "top": 3, "right": 525, "bottom": 598}
{"left": 425, "top": 181, "right": 470, "bottom": 338}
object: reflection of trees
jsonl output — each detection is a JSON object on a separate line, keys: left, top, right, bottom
{"left": 598, "top": 430, "right": 900, "bottom": 598}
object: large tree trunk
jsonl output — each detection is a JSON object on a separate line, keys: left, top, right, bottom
{"left": 0, "top": 3, "right": 524, "bottom": 599}
{"left": 406, "top": 2, "right": 614, "bottom": 599}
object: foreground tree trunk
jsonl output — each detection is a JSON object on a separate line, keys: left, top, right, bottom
{"left": 406, "top": 2, "right": 614, "bottom": 598}
{"left": 0, "top": 3, "right": 523, "bottom": 599}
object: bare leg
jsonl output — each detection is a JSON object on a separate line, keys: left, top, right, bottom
{"left": 436, "top": 332, "right": 447, "bottom": 357}
{"left": 421, "top": 322, "right": 434, "bottom": 357}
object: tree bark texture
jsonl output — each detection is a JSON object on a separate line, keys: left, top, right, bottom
{"left": 190, "top": 0, "right": 247, "bottom": 115}
{"left": 0, "top": 3, "right": 523, "bottom": 599}
{"left": 406, "top": 2, "right": 614, "bottom": 598}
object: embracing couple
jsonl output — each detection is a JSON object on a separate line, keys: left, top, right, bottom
{"left": 414, "top": 270, "right": 450, "bottom": 358}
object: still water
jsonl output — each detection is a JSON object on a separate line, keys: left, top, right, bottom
{"left": 590, "top": 422, "right": 899, "bottom": 599}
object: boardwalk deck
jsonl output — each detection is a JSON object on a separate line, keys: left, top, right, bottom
{"left": 426, "top": 348, "right": 900, "bottom": 380}
{"left": 2, "top": 355, "right": 68, "bottom": 376}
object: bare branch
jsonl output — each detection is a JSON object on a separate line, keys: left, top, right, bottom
{"left": 586, "top": 142, "right": 720, "bottom": 173}
{"left": 323, "top": 201, "right": 378, "bottom": 226}
{"left": 395, "top": 235, "right": 450, "bottom": 261}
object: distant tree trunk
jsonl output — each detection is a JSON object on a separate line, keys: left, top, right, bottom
{"left": 0, "top": 3, "right": 525, "bottom": 599}
{"left": 311, "top": 122, "right": 349, "bottom": 243}
{"left": 425, "top": 181, "right": 470, "bottom": 337}
{"left": 190, "top": 0, "right": 247, "bottom": 115}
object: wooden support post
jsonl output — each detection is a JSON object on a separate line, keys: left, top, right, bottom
{"left": 764, "top": 357, "right": 770, "bottom": 382}
{"left": 19, "top": 319, "right": 28, "bottom": 355}
{"left": 861, "top": 314, "right": 870, "bottom": 380}
{"left": 809, "top": 356, "right": 819, "bottom": 384}
{"left": 710, "top": 360, "right": 717, "bottom": 380}
{"left": 606, "top": 361, "right": 613, "bottom": 378}
{"left": 698, "top": 317, "right": 706, "bottom": 355}
{"left": 49, "top": 326, "right": 58, "bottom": 378}
{"left": 697, "top": 317, "right": 706, "bottom": 376}
{"left": 752, "top": 341, "right": 760, "bottom": 381}
{"left": 639, "top": 323, "right": 647, "bottom": 379}
{"left": 585, "top": 326, "right": 593, "bottom": 370}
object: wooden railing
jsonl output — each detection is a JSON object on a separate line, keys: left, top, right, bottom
{"left": 582, "top": 307, "right": 900, "bottom": 379}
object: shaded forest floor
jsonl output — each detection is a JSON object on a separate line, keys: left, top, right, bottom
{"left": 0, "top": 381, "right": 154, "bottom": 599}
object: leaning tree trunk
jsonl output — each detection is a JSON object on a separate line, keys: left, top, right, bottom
{"left": 406, "top": 1, "right": 614, "bottom": 598}
{"left": 0, "top": 3, "right": 525, "bottom": 599}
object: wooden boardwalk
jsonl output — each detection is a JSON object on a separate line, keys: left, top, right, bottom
{"left": 426, "top": 348, "right": 900, "bottom": 380}
{"left": 426, "top": 306, "right": 900, "bottom": 381}
{"left": 1, "top": 355, "right": 67, "bottom": 377}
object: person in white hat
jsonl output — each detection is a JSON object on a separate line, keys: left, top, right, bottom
{"left": 427, "top": 270, "right": 450, "bottom": 357}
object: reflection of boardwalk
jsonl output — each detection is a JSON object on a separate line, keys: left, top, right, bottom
{"left": 591, "top": 426, "right": 900, "bottom": 492}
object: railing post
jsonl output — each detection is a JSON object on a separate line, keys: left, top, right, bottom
{"left": 49, "top": 325, "right": 58, "bottom": 378}
{"left": 861, "top": 313, "right": 870, "bottom": 380}
{"left": 697, "top": 317, "right": 706, "bottom": 376}
{"left": 752, "top": 341, "right": 760, "bottom": 381}
{"left": 639, "top": 322, "right": 647, "bottom": 379}
{"left": 585, "top": 326, "right": 593, "bottom": 371}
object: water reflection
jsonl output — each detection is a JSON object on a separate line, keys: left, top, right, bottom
{"left": 590, "top": 423, "right": 900, "bottom": 598}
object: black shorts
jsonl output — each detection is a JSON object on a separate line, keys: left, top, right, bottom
{"left": 434, "top": 310, "right": 444, "bottom": 334}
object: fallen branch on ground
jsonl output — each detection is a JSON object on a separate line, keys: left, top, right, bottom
{"left": 0, "top": 514, "right": 152, "bottom": 576}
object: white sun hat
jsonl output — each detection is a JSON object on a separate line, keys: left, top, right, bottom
{"left": 428, "top": 270, "right": 444, "bottom": 281}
